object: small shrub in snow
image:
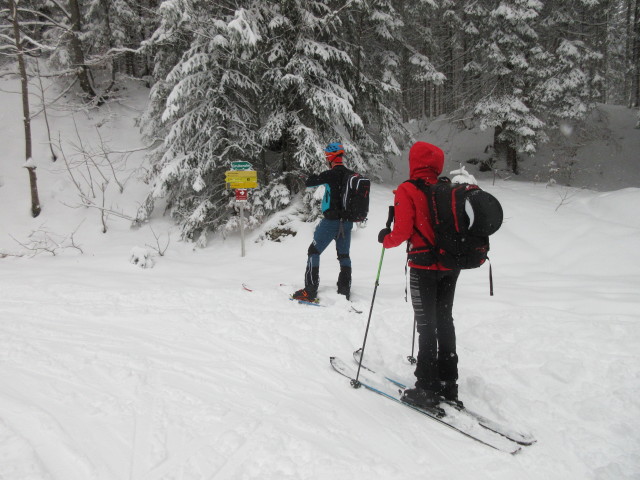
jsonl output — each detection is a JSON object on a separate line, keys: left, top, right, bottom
{"left": 467, "top": 157, "right": 496, "bottom": 173}
{"left": 264, "top": 226, "right": 297, "bottom": 242}
{"left": 130, "top": 247, "right": 154, "bottom": 268}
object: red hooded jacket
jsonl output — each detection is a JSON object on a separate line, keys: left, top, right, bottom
{"left": 382, "top": 141, "right": 448, "bottom": 270}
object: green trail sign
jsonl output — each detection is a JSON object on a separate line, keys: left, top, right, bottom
{"left": 230, "top": 161, "right": 253, "bottom": 171}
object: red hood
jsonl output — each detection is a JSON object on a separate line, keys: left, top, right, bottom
{"left": 409, "top": 142, "right": 444, "bottom": 182}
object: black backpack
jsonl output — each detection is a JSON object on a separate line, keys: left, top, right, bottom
{"left": 407, "top": 177, "right": 503, "bottom": 270}
{"left": 341, "top": 172, "right": 370, "bottom": 222}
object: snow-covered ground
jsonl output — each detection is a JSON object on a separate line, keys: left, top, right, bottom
{"left": 1, "top": 77, "right": 640, "bottom": 479}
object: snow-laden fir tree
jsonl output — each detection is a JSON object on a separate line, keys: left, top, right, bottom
{"left": 138, "top": 0, "right": 411, "bottom": 242}
{"left": 83, "top": 0, "right": 133, "bottom": 90}
{"left": 256, "top": 0, "right": 373, "bottom": 176}
{"left": 399, "top": 0, "right": 468, "bottom": 116}
{"left": 254, "top": 0, "right": 411, "bottom": 202}
{"left": 469, "top": 0, "right": 548, "bottom": 174}
{"left": 335, "top": 0, "right": 418, "bottom": 172}
{"left": 136, "top": 2, "right": 262, "bottom": 244}
{"left": 83, "top": 0, "right": 158, "bottom": 83}
{"left": 534, "top": 1, "right": 604, "bottom": 125}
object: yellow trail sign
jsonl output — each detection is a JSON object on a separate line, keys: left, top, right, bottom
{"left": 225, "top": 170, "right": 257, "bottom": 182}
{"left": 228, "top": 181, "right": 258, "bottom": 189}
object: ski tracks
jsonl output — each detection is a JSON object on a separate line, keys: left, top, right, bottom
{"left": 0, "top": 282, "right": 365, "bottom": 479}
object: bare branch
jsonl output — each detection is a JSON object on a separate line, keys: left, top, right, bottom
{"left": 29, "top": 77, "right": 79, "bottom": 119}
{"left": 45, "top": 0, "right": 72, "bottom": 21}
{"left": 33, "top": 59, "right": 57, "bottom": 161}
{"left": 554, "top": 188, "right": 579, "bottom": 212}
{"left": 145, "top": 227, "right": 171, "bottom": 256}
{"left": 8, "top": 223, "right": 84, "bottom": 257}
{"left": 61, "top": 201, "right": 135, "bottom": 221}
{"left": 95, "top": 128, "right": 124, "bottom": 192}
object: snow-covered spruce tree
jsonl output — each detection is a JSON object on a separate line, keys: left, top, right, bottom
{"left": 83, "top": 0, "right": 152, "bottom": 88}
{"left": 535, "top": 1, "right": 604, "bottom": 125}
{"left": 470, "top": 0, "right": 548, "bottom": 174}
{"left": 335, "top": 0, "right": 417, "bottom": 173}
{"left": 136, "top": 3, "right": 262, "bottom": 244}
{"left": 256, "top": 0, "right": 396, "bottom": 181}
{"left": 398, "top": 0, "right": 469, "bottom": 117}
{"left": 139, "top": 1, "right": 412, "bottom": 241}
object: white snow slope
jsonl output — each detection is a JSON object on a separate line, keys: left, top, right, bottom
{"left": 1, "top": 77, "right": 640, "bottom": 480}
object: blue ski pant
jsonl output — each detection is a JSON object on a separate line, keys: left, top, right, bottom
{"left": 305, "top": 219, "right": 353, "bottom": 289}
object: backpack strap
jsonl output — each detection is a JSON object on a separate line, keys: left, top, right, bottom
{"left": 403, "top": 178, "right": 435, "bottom": 247}
{"left": 402, "top": 178, "right": 438, "bottom": 267}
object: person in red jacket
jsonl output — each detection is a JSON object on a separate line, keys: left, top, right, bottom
{"left": 378, "top": 141, "right": 462, "bottom": 408}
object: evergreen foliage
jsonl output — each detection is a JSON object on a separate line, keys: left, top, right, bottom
{"left": 136, "top": 0, "right": 423, "bottom": 241}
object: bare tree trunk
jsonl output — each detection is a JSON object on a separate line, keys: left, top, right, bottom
{"left": 67, "top": 0, "right": 98, "bottom": 100}
{"left": 99, "top": 0, "right": 116, "bottom": 93}
{"left": 9, "top": 0, "right": 41, "bottom": 217}
{"left": 601, "top": 1, "right": 610, "bottom": 103}
{"left": 626, "top": 0, "right": 634, "bottom": 106}
{"left": 494, "top": 124, "right": 518, "bottom": 174}
{"left": 633, "top": 0, "right": 640, "bottom": 107}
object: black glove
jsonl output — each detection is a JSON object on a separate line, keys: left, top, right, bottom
{"left": 378, "top": 228, "right": 391, "bottom": 244}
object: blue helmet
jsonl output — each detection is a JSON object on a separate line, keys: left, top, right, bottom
{"left": 325, "top": 142, "right": 344, "bottom": 155}
{"left": 324, "top": 142, "right": 344, "bottom": 162}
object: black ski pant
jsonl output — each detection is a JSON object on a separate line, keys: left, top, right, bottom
{"left": 409, "top": 267, "right": 460, "bottom": 390}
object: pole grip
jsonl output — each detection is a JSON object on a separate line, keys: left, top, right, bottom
{"left": 386, "top": 205, "right": 395, "bottom": 229}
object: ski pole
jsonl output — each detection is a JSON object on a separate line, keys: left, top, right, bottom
{"left": 351, "top": 205, "right": 394, "bottom": 388}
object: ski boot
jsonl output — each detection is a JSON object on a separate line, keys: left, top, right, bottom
{"left": 401, "top": 386, "right": 440, "bottom": 409}
{"left": 438, "top": 381, "right": 463, "bottom": 408}
{"left": 291, "top": 288, "right": 318, "bottom": 303}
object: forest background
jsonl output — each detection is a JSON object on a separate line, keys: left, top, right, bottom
{"left": 1, "top": 0, "right": 639, "bottom": 241}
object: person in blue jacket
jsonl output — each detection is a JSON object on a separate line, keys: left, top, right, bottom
{"left": 292, "top": 143, "right": 355, "bottom": 302}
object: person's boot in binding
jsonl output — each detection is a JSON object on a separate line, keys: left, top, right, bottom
{"left": 401, "top": 383, "right": 440, "bottom": 408}
{"left": 337, "top": 266, "right": 351, "bottom": 300}
{"left": 438, "top": 351, "right": 463, "bottom": 406}
{"left": 292, "top": 266, "right": 319, "bottom": 301}
{"left": 402, "top": 360, "right": 440, "bottom": 408}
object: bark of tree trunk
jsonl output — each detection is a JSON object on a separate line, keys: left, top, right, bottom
{"left": 633, "top": 0, "right": 640, "bottom": 107}
{"left": 9, "top": 0, "right": 41, "bottom": 217}
{"left": 494, "top": 124, "right": 518, "bottom": 175}
{"left": 99, "top": 0, "right": 116, "bottom": 92}
{"left": 68, "top": 0, "right": 98, "bottom": 100}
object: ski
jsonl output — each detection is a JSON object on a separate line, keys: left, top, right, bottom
{"left": 330, "top": 356, "right": 522, "bottom": 454}
{"left": 290, "top": 297, "right": 362, "bottom": 313}
{"left": 352, "top": 349, "right": 536, "bottom": 446}
{"left": 290, "top": 297, "right": 324, "bottom": 307}
{"left": 349, "top": 305, "right": 363, "bottom": 314}
{"left": 242, "top": 283, "right": 361, "bottom": 313}
{"left": 290, "top": 297, "right": 362, "bottom": 314}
